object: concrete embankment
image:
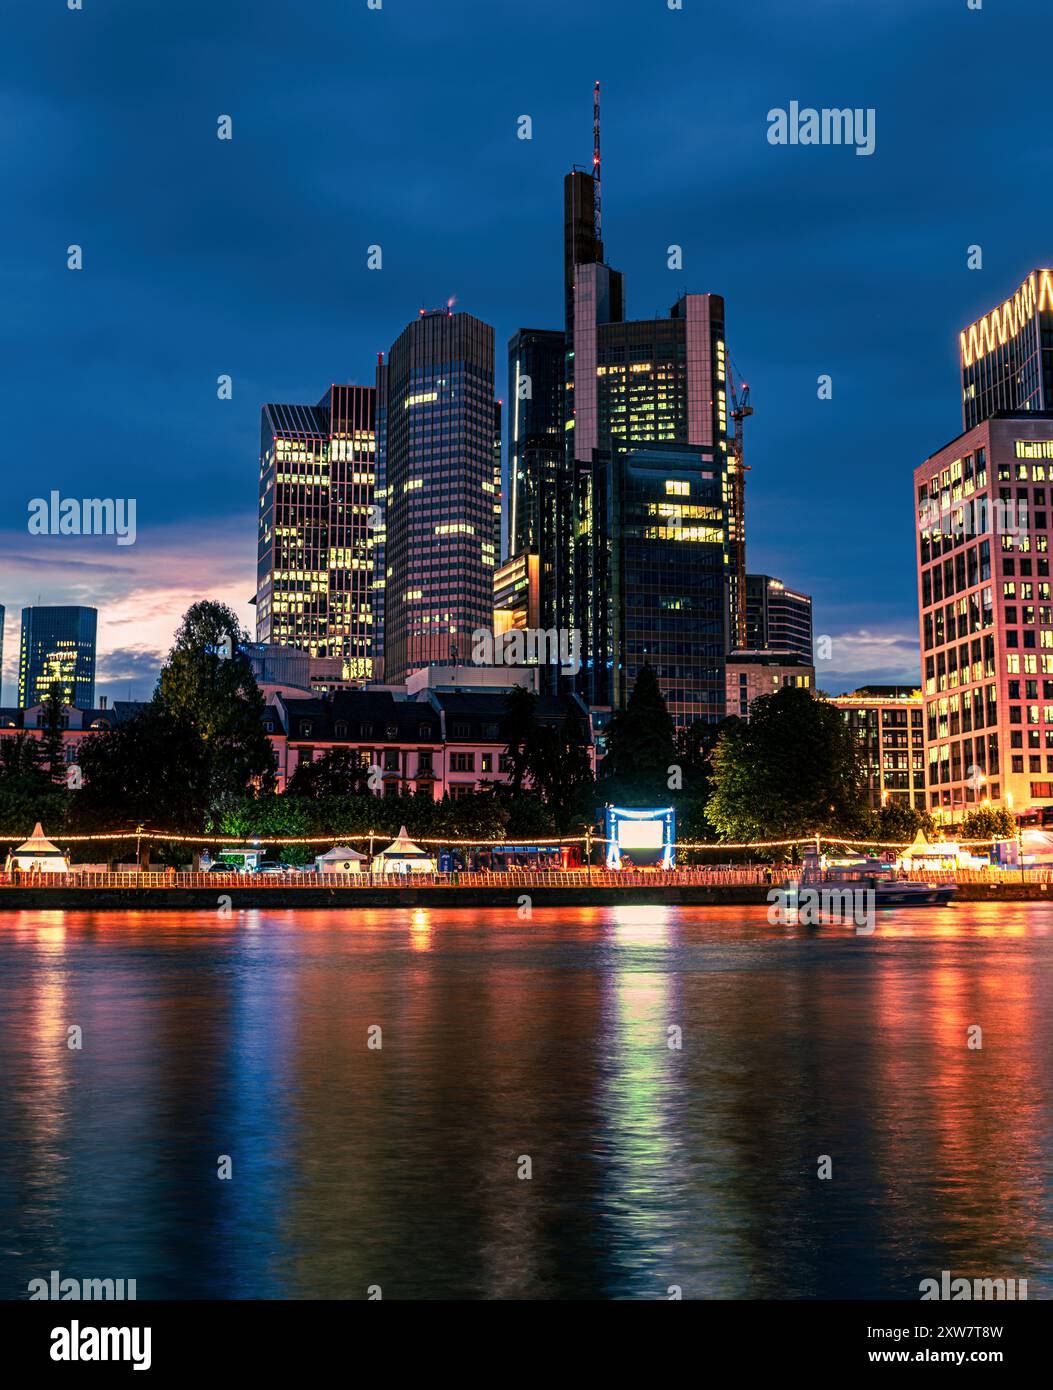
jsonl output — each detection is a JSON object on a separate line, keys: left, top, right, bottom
{"left": 0, "top": 884, "right": 771, "bottom": 911}
{"left": 4, "top": 883, "right": 1053, "bottom": 911}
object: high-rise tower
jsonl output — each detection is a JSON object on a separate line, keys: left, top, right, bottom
{"left": 380, "top": 309, "right": 497, "bottom": 684}
{"left": 256, "top": 384, "right": 378, "bottom": 682}
{"left": 18, "top": 606, "right": 97, "bottom": 708}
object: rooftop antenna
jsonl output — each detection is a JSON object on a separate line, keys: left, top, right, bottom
{"left": 592, "top": 80, "right": 602, "bottom": 244}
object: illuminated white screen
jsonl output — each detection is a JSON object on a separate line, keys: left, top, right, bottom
{"left": 617, "top": 820, "right": 664, "bottom": 850}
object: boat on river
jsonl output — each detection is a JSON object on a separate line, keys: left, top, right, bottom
{"left": 785, "top": 853, "right": 955, "bottom": 908}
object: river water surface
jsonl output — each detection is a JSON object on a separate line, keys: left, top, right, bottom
{"left": 1, "top": 903, "right": 1051, "bottom": 1299}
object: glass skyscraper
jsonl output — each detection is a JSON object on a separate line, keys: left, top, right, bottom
{"left": 380, "top": 309, "right": 497, "bottom": 684}
{"left": 507, "top": 328, "right": 565, "bottom": 630}
{"left": 579, "top": 443, "right": 729, "bottom": 725}
{"left": 256, "top": 384, "right": 378, "bottom": 682}
{"left": 18, "top": 606, "right": 97, "bottom": 708}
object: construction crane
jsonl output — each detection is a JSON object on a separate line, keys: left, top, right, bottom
{"left": 592, "top": 80, "right": 602, "bottom": 244}
{"left": 727, "top": 362, "right": 753, "bottom": 651}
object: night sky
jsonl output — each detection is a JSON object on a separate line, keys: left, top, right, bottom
{"left": 3, "top": 0, "right": 1049, "bottom": 704}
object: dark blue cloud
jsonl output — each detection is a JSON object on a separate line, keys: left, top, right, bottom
{"left": 4, "top": 0, "right": 1049, "bottom": 690}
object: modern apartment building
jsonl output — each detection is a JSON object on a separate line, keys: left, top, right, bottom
{"left": 827, "top": 686, "right": 925, "bottom": 808}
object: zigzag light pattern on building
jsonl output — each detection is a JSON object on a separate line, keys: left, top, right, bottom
{"left": 959, "top": 269, "right": 1053, "bottom": 367}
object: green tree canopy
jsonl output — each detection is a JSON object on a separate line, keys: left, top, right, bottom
{"left": 705, "top": 685, "right": 867, "bottom": 842}
{"left": 960, "top": 804, "right": 1018, "bottom": 841}
{"left": 600, "top": 662, "right": 677, "bottom": 802}
{"left": 70, "top": 704, "right": 214, "bottom": 863}
{"left": 156, "top": 600, "right": 275, "bottom": 801}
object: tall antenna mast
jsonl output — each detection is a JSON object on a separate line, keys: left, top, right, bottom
{"left": 592, "top": 80, "right": 602, "bottom": 244}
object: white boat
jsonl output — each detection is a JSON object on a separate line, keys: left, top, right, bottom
{"left": 787, "top": 853, "right": 955, "bottom": 908}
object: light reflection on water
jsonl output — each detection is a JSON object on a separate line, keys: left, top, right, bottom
{"left": 0, "top": 903, "right": 1051, "bottom": 1300}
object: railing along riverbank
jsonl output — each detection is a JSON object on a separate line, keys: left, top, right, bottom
{"left": 0, "top": 866, "right": 771, "bottom": 890}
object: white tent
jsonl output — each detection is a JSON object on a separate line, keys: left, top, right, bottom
{"left": 372, "top": 825, "right": 436, "bottom": 875}
{"left": 315, "top": 846, "right": 368, "bottom": 875}
{"left": 6, "top": 823, "right": 70, "bottom": 875}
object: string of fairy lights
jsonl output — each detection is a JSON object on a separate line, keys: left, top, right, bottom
{"left": 0, "top": 828, "right": 1006, "bottom": 851}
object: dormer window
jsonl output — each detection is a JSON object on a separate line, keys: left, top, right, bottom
{"left": 386, "top": 724, "right": 398, "bottom": 739}
{"left": 299, "top": 720, "right": 312, "bottom": 738}
{"left": 334, "top": 721, "right": 348, "bottom": 738}
{"left": 361, "top": 722, "right": 373, "bottom": 738}
{"left": 418, "top": 724, "right": 433, "bottom": 739}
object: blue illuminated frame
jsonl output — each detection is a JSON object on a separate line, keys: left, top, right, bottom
{"left": 604, "top": 805, "right": 676, "bottom": 869}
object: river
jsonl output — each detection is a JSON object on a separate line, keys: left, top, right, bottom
{"left": 1, "top": 903, "right": 1050, "bottom": 1300}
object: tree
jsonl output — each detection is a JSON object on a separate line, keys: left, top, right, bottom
{"left": 71, "top": 704, "right": 214, "bottom": 862}
{"left": 600, "top": 662, "right": 677, "bottom": 800}
{"left": 0, "top": 733, "right": 44, "bottom": 781}
{"left": 872, "top": 800, "right": 937, "bottom": 845}
{"left": 0, "top": 726, "right": 68, "bottom": 841}
{"left": 287, "top": 746, "right": 370, "bottom": 798}
{"left": 499, "top": 684, "right": 536, "bottom": 793}
{"left": 960, "top": 804, "right": 1018, "bottom": 841}
{"left": 705, "top": 685, "right": 867, "bottom": 843}
{"left": 39, "top": 682, "right": 67, "bottom": 785}
{"left": 500, "top": 688, "right": 594, "bottom": 830}
{"left": 216, "top": 793, "right": 313, "bottom": 865}
{"left": 522, "top": 700, "right": 595, "bottom": 832}
{"left": 157, "top": 600, "right": 275, "bottom": 802}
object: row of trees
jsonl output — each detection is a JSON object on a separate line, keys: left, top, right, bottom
{"left": 0, "top": 597, "right": 1019, "bottom": 860}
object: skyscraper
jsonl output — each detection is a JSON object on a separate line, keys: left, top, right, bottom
{"left": 917, "top": 266, "right": 1053, "bottom": 818}
{"left": 556, "top": 93, "right": 734, "bottom": 724}
{"left": 745, "top": 574, "right": 814, "bottom": 662}
{"left": 580, "top": 442, "right": 729, "bottom": 724}
{"left": 960, "top": 269, "right": 1053, "bottom": 431}
{"left": 379, "top": 309, "right": 497, "bottom": 684}
{"left": 18, "top": 606, "right": 97, "bottom": 708}
{"left": 256, "top": 384, "right": 377, "bottom": 682}
{"left": 0, "top": 604, "right": 5, "bottom": 706}
{"left": 506, "top": 328, "right": 565, "bottom": 630}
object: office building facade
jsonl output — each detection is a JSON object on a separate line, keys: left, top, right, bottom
{"left": 745, "top": 574, "right": 814, "bottom": 662}
{"left": 827, "top": 686, "right": 925, "bottom": 808}
{"left": 18, "top": 606, "right": 97, "bottom": 708}
{"left": 725, "top": 650, "right": 815, "bottom": 721}
{"left": 915, "top": 411, "right": 1053, "bottom": 819}
{"left": 380, "top": 309, "right": 498, "bottom": 684}
{"left": 581, "top": 443, "right": 729, "bottom": 724}
{"left": 256, "top": 384, "right": 377, "bottom": 682}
